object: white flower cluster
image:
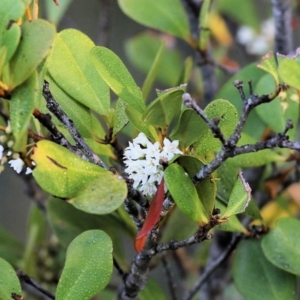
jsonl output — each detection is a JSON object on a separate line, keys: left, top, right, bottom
{"left": 236, "top": 19, "right": 274, "bottom": 55}
{"left": 0, "top": 121, "right": 32, "bottom": 174}
{"left": 124, "top": 133, "right": 182, "bottom": 197}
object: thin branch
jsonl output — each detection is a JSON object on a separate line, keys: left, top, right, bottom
{"left": 182, "top": 234, "right": 241, "bottom": 300}
{"left": 162, "top": 254, "right": 178, "bottom": 300}
{"left": 114, "top": 257, "right": 127, "bottom": 282}
{"left": 193, "top": 83, "right": 284, "bottom": 181}
{"left": 183, "top": 93, "right": 226, "bottom": 146}
{"left": 42, "top": 81, "right": 107, "bottom": 169}
{"left": 17, "top": 271, "right": 55, "bottom": 299}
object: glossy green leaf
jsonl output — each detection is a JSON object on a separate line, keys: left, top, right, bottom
{"left": 0, "top": 257, "right": 22, "bottom": 300}
{"left": 2, "top": 22, "right": 21, "bottom": 64}
{"left": 170, "top": 108, "right": 207, "bottom": 150}
{"left": 142, "top": 42, "right": 165, "bottom": 100}
{"left": 278, "top": 58, "right": 300, "bottom": 89}
{"left": 262, "top": 218, "right": 300, "bottom": 276}
{"left": 90, "top": 46, "right": 145, "bottom": 113}
{"left": 230, "top": 133, "right": 285, "bottom": 167}
{"left": 223, "top": 172, "right": 251, "bottom": 218}
{"left": 194, "top": 99, "right": 238, "bottom": 156}
{"left": 113, "top": 99, "right": 129, "bottom": 136}
{"left": 255, "top": 74, "right": 298, "bottom": 139}
{"left": 257, "top": 51, "right": 281, "bottom": 84}
{"left": 47, "top": 29, "right": 109, "bottom": 115}
{"left": 68, "top": 175, "right": 127, "bottom": 215}
{"left": 10, "top": 71, "right": 37, "bottom": 151}
{"left": 143, "top": 87, "right": 184, "bottom": 128}
{"left": 125, "top": 32, "right": 183, "bottom": 87}
{"left": 164, "top": 164, "right": 209, "bottom": 223}
{"left": 196, "top": 176, "right": 216, "bottom": 216}
{"left": 177, "top": 155, "right": 204, "bottom": 177}
{"left": 125, "top": 105, "right": 159, "bottom": 142}
{"left": 9, "top": 19, "right": 56, "bottom": 88}
{"left": 216, "top": 63, "right": 266, "bottom": 139}
{"left": 0, "top": 1, "right": 25, "bottom": 45}
{"left": 233, "top": 239, "right": 296, "bottom": 300}
{"left": 215, "top": 200, "right": 247, "bottom": 233}
{"left": 32, "top": 140, "right": 125, "bottom": 201}
{"left": 45, "top": 77, "right": 105, "bottom": 138}
{"left": 118, "top": 0, "right": 191, "bottom": 42}
{"left": 56, "top": 230, "right": 113, "bottom": 300}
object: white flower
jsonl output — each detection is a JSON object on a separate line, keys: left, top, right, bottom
{"left": 0, "top": 145, "right": 3, "bottom": 159}
{"left": 8, "top": 158, "right": 24, "bottom": 174}
{"left": 25, "top": 167, "right": 32, "bottom": 175}
{"left": 124, "top": 133, "right": 182, "bottom": 197}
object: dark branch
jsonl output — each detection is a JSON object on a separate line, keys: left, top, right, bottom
{"left": 162, "top": 254, "right": 179, "bottom": 300}
{"left": 42, "top": 81, "right": 107, "bottom": 169}
{"left": 17, "top": 271, "right": 55, "bottom": 299}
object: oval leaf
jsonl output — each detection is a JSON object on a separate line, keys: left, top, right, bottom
{"left": 279, "top": 58, "right": 300, "bottom": 89}
{"left": 118, "top": 0, "right": 191, "bottom": 42}
{"left": 262, "top": 217, "right": 300, "bottom": 276}
{"left": 9, "top": 19, "right": 56, "bottom": 88}
{"left": 10, "top": 71, "right": 37, "bottom": 151}
{"left": 56, "top": 230, "right": 113, "bottom": 300}
{"left": 0, "top": 257, "right": 22, "bottom": 299}
{"left": 68, "top": 175, "right": 127, "bottom": 215}
{"left": 90, "top": 46, "right": 145, "bottom": 114}
{"left": 233, "top": 239, "right": 296, "bottom": 300}
{"left": 223, "top": 172, "right": 251, "bottom": 218}
{"left": 164, "top": 164, "right": 209, "bottom": 223}
{"left": 47, "top": 29, "right": 110, "bottom": 115}
{"left": 32, "top": 140, "right": 120, "bottom": 198}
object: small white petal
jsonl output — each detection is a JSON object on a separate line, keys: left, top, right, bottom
{"left": 25, "top": 167, "right": 32, "bottom": 175}
{"left": 0, "top": 145, "right": 3, "bottom": 159}
{"left": 8, "top": 158, "right": 24, "bottom": 174}
{"left": 133, "top": 132, "right": 149, "bottom": 147}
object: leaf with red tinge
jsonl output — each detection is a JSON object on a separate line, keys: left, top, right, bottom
{"left": 134, "top": 179, "right": 165, "bottom": 252}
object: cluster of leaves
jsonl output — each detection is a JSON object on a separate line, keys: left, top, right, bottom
{"left": 1, "top": 0, "right": 300, "bottom": 299}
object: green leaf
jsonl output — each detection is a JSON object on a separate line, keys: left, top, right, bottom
{"left": 32, "top": 140, "right": 126, "bottom": 203}
{"left": 2, "top": 22, "right": 21, "bottom": 64}
{"left": 125, "top": 105, "right": 159, "bottom": 142}
{"left": 56, "top": 230, "right": 113, "bottom": 300}
{"left": 47, "top": 29, "right": 110, "bottom": 115}
{"left": 142, "top": 42, "right": 165, "bottom": 100}
{"left": 164, "top": 164, "right": 209, "bottom": 223}
{"left": 233, "top": 239, "right": 296, "bottom": 300}
{"left": 262, "top": 218, "right": 300, "bottom": 276}
{"left": 90, "top": 46, "right": 145, "bottom": 114}
{"left": 9, "top": 19, "right": 56, "bottom": 88}
{"left": 196, "top": 176, "right": 216, "bottom": 216}
{"left": 170, "top": 109, "right": 207, "bottom": 150}
{"left": 68, "top": 175, "right": 127, "bottom": 215}
{"left": 215, "top": 200, "right": 247, "bottom": 233}
{"left": 143, "top": 87, "right": 184, "bottom": 129}
{"left": 257, "top": 51, "right": 281, "bottom": 84}
{"left": 255, "top": 74, "right": 299, "bottom": 139}
{"left": 113, "top": 99, "right": 129, "bottom": 136}
{"left": 0, "top": 257, "right": 22, "bottom": 300}
{"left": 118, "top": 0, "right": 191, "bottom": 42}
{"left": 223, "top": 172, "right": 251, "bottom": 218}
{"left": 10, "top": 71, "right": 37, "bottom": 152}
{"left": 278, "top": 58, "right": 300, "bottom": 89}
{"left": 125, "top": 32, "right": 183, "bottom": 87}
{"left": 198, "top": 0, "right": 211, "bottom": 51}
{"left": 194, "top": 99, "right": 238, "bottom": 156}
{"left": 244, "top": 198, "right": 263, "bottom": 221}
